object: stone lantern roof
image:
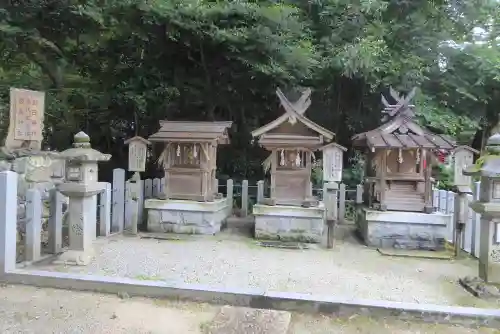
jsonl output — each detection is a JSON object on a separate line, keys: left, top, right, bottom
{"left": 59, "top": 132, "right": 111, "bottom": 162}
{"left": 464, "top": 132, "right": 500, "bottom": 179}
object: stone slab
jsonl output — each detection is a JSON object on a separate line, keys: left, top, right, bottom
{"left": 377, "top": 248, "right": 454, "bottom": 260}
{"left": 206, "top": 305, "right": 291, "bottom": 334}
{"left": 1, "top": 269, "right": 500, "bottom": 328}
{"left": 253, "top": 204, "right": 325, "bottom": 243}
{"left": 145, "top": 198, "right": 229, "bottom": 212}
{"left": 363, "top": 209, "right": 452, "bottom": 225}
{"left": 357, "top": 208, "right": 451, "bottom": 250}
{"left": 145, "top": 198, "right": 230, "bottom": 235}
{"left": 459, "top": 276, "right": 500, "bottom": 300}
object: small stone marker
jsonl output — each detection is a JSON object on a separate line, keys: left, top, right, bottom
{"left": 453, "top": 146, "right": 477, "bottom": 187}
{"left": 206, "top": 306, "right": 291, "bottom": 334}
{"left": 124, "top": 136, "right": 151, "bottom": 173}
{"left": 5, "top": 88, "right": 45, "bottom": 150}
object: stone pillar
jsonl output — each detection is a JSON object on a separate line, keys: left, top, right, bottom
{"left": 324, "top": 182, "right": 338, "bottom": 249}
{"left": 461, "top": 132, "right": 500, "bottom": 293}
{"left": 453, "top": 189, "right": 471, "bottom": 257}
{"left": 0, "top": 171, "right": 18, "bottom": 274}
{"left": 478, "top": 216, "right": 500, "bottom": 283}
{"left": 55, "top": 194, "right": 96, "bottom": 265}
{"left": 241, "top": 180, "right": 248, "bottom": 217}
{"left": 257, "top": 180, "right": 264, "bottom": 204}
{"left": 125, "top": 172, "right": 141, "bottom": 236}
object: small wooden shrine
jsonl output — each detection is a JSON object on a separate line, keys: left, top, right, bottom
{"left": 252, "top": 88, "right": 335, "bottom": 206}
{"left": 148, "top": 121, "right": 232, "bottom": 202}
{"left": 353, "top": 87, "right": 461, "bottom": 213}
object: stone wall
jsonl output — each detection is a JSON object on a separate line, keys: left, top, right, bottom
{"left": 0, "top": 147, "right": 67, "bottom": 261}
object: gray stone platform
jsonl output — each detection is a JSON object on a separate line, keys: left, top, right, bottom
{"left": 144, "top": 198, "right": 230, "bottom": 234}
{"left": 357, "top": 208, "right": 452, "bottom": 250}
{"left": 253, "top": 203, "right": 325, "bottom": 243}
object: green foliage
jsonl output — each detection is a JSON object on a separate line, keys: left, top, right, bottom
{"left": 342, "top": 152, "right": 365, "bottom": 188}
{"left": 0, "top": 0, "right": 499, "bottom": 180}
{"left": 433, "top": 164, "right": 454, "bottom": 191}
{"left": 311, "top": 164, "right": 323, "bottom": 187}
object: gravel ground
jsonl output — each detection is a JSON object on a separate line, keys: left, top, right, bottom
{"left": 288, "top": 314, "right": 500, "bottom": 334}
{"left": 30, "top": 232, "right": 497, "bottom": 308}
{"left": 0, "top": 284, "right": 218, "bottom": 334}
{"left": 0, "top": 285, "right": 497, "bottom": 334}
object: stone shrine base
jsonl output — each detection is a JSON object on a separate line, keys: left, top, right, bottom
{"left": 253, "top": 203, "right": 325, "bottom": 243}
{"left": 357, "top": 208, "right": 452, "bottom": 250}
{"left": 144, "top": 198, "right": 230, "bottom": 235}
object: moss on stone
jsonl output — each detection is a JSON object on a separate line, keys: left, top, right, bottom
{"left": 468, "top": 154, "right": 500, "bottom": 173}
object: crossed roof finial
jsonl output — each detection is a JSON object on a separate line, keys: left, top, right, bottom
{"left": 381, "top": 87, "right": 416, "bottom": 122}
{"left": 276, "top": 87, "right": 312, "bottom": 125}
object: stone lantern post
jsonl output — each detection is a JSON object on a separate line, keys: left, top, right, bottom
{"left": 54, "top": 131, "right": 111, "bottom": 266}
{"left": 460, "top": 133, "right": 500, "bottom": 296}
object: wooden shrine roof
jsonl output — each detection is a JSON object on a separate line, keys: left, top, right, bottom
{"left": 148, "top": 121, "right": 232, "bottom": 144}
{"left": 353, "top": 117, "right": 456, "bottom": 150}
{"left": 352, "top": 87, "right": 457, "bottom": 150}
{"left": 251, "top": 87, "right": 335, "bottom": 144}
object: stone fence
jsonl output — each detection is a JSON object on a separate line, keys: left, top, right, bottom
{"left": 10, "top": 167, "right": 358, "bottom": 265}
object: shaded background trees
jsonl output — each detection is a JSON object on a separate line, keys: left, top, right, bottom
{"left": 0, "top": 0, "right": 499, "bottom": 182}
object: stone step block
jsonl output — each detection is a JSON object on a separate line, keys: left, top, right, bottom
{"left": 206, "top": 306, "right": 291, "bottom": 334}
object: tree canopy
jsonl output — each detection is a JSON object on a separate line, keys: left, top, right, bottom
{"left": 1, "top": 0, "right": 499, "bottom": 180}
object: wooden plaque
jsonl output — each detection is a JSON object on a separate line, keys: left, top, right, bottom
{"left": 128, "top": 141, "right": 148, "bottom": 172}
{"left": 125, "top": 136, "right": 151, "bottom": 172}
{"left": 5, "top": 88, "right": 45, "bottom": 149}
{"left": 323, "top": 146, "right": 343, "bottom": 182}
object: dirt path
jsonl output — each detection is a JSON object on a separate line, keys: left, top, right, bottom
{"left": 0, "top": 285, "right": 497, "bottom": 334}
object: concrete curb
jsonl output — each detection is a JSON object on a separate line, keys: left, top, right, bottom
{"left": 1, "top": 269, "right": 499, "bottom": 328}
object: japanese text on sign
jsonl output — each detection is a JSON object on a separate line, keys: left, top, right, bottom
{"left": 10, "top": 88, "right": 44, "bottom": 141}
{"left": 128, "top": 142, "right": 147, "bottom": 172}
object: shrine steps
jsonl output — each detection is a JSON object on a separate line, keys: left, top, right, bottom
{"left": 385, "top": 182, "right": 425, "bottom": 212}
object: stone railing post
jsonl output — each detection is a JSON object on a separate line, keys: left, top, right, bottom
{"left": 241, "top": 180, "right": 249, "bottom": 217}
{"left": 257, "top": 180, "right": 264, "bottom": 204}
{"left": 0, "top": 171, "right": 17, "bottom": 274}
{"left": 48, "top": 188, "right": 64, "bottom": 254}
{"left": 25, "top": 189, "right": 42, "bottom": 262}
{"left": 226, "top": 179, "right": 234, "bottom": 216}
{"left": 99, "top": 182, "right": 112, "bottom": 237}
{"left": 112, "top": 168, "right": 125, "bottom": 233}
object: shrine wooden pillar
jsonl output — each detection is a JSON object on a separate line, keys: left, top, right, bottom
{"left": 270, "top": 149, "right": 277, "bottom": 200}
{"left": 423, "top": 149, "right": 433, "bottom": 213}
{"left": 305, "top": 150, "right": 312, "bottom": 199}
{"left": 379, "top": 149, "right": 387, "bottom": 211}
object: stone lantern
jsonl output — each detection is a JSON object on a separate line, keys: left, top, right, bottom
{"left": 54, "top": 131, "right": 111, "bottom": 265}
{"left": 461, "top": 133, "right": 500, "bottom": 295}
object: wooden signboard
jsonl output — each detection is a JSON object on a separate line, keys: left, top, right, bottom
{"left": 322, "top": 143, "right": 346, "bottom": 182}
{"left": 5, "top": 88, "right": 45, "bottom": 149}
{"left": 124, "top": 136, "right": 151, "bottom": 172}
